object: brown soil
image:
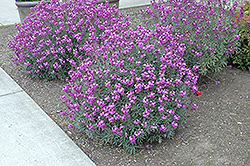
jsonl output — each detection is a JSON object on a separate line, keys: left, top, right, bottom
{"left": 1, "top": 7, "right": 250, "bottom": 165}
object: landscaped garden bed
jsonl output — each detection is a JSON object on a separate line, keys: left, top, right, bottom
{"left": 1, "top": 0, "right": 250, "bottom": 165}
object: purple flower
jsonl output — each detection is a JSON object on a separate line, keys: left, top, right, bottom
{"left": 141, "top": 121, "right": 147, "bottom": 128}
{"left": 158, "top": 106, "right": 164, "bottom": 113}
{"left": 143, "top": 111, "right": 150, "bottom": 118}
{"left": 129, "top": 135, "right": 136, "bottom": 144}
{"left": 142, "top": 96, "right": 149, "bottom": 106}
{"left": 104, "top": 96, "right": 110, "bottom": 102}
{"left": 173, "top": 115, "right": 180, "bottom": 122}
{"left": 43, "top": 62, "right": 49, "bottom": 69}
{"left": 192, "top": 104, "right": 199, "bottom": 110}
{"left": 134, "top": 132, "right": 139, "bottom": 137}
{"left": 247, "top": 21, "right": 250, "bottom": 27}
{"left": 60, "top": 110, "right": 68, "bottom": 116}
{"left": 167, "top": 109, "right": 175, "bottom": 116}
{"left": 112, "top": 126, "right": 119, "bottom": 134}
{"left": 96, "top": 120, "right": 106, "bottom": 129}
{"left": 169, "top": 91, "right": 175, "bottom": 97}
{"left": 67, "top": 123, "right": 74, "bottom": 129}
{"left": 115, "top": 83, "right": 121, "bottom": 89}
{"left": 160, "top": 124, "right": 167, "bottom": 132}
{"left": 179, "top": 91, "right": 186, "bottom": 98}
{"left": 24, "top": 61, "right": 31, "bottom": 67}
{"left": 240, "top": 7, "right": 244, "bottom": 17}
{"left": 136, "top": 61, "right": 141, "bottom": 66}
{"left": 134, "top": 119, "right": 140, "bottom": 124}
{"left": 171, "top": 121, "right": 178, "bottom": 128}
{"left": 105, "top": 80, "right": 111, "bottom": 88}
{"left": 118, "top": 88, "right": 125, "bottom": 95}
{"left": 134, "top": 129, "right": 143, "bottom": 137}
{"left": 161, "top": 115, "right": 167, "bottom": 120}
{"left": 151, "top": 125, "right": 157, "bottom": 130}
{"left": 59, "top": 58, "right": 65, "bottom": 65}
{"left": 148, "top": 92, "right": 155, "bottom": 99}
{"left": 192, "top": 65, "right": 199, "bottom": 72}
{"left": 146, "top": 144, "right": 152, "bottom": 149}
{"left": 53, "top": 62, "right": 61, "bottom": 71}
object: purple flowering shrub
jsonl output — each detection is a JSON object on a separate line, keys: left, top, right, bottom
{"left": 61, "top": 14, "right": 199, "bottom": 153}
{"left": 8, "top": 0, "right": 119, "bottom": 80}
{"left": 140, "top": 0, "right": 241, "bottom": 75}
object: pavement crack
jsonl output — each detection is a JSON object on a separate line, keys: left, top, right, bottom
{"left": 0, "top": 90, "right": 23, "bottom": 98}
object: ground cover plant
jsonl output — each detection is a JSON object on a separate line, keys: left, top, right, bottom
{"left": 140, "top": 0, "right": 242, "bottom": 75}
{"left": 231, "top": 0, "right": 250, "bottom": 71}
{"left": 9, "top": 0, "right": 119, "bottom": 80}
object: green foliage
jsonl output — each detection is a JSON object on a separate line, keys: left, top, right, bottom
{"left": 231, "top": 36, "right": 250, "bottom": 71}
{"left": 231, "top": 0, "right": 250, "bottom": 71}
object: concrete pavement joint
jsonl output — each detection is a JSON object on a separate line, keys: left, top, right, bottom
{"left": 0, "top": 90, "right": 23, "bottom": 98}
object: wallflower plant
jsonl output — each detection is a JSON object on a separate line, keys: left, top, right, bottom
{"left": 140, "top": 0, "right": 242, "bottom": 75}
{"left": 61, "top": 3, "right": 199, "bottom": 153}
{"left": 9, "top": 0, "right": 119, "bottom": 80}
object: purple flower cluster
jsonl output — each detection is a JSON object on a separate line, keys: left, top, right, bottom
{"left": 9, "top": 0, "right": 119, "bottom": 80}
{"left": 61, "top": 7, "right": 199, "bottom": 152}
{"left": 141, "top": 0, "right": 241, "bottom": 75}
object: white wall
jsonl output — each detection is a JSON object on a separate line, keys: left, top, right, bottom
{"left": 119, "top": 0, "right": 151, "bottom": 9}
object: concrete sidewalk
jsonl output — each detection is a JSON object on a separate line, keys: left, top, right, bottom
{"left": 0, "top": 67, "right": 96, "bottom": 166}
{"left": 0, "top": 0, "right": 20, "bottom": 26}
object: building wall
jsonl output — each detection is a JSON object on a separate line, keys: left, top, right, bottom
{"left": 119, "top": 0, "right": 151, "bottom": 9}
{"left": 119, "top": 0, "right": 245, "bottom": 9}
